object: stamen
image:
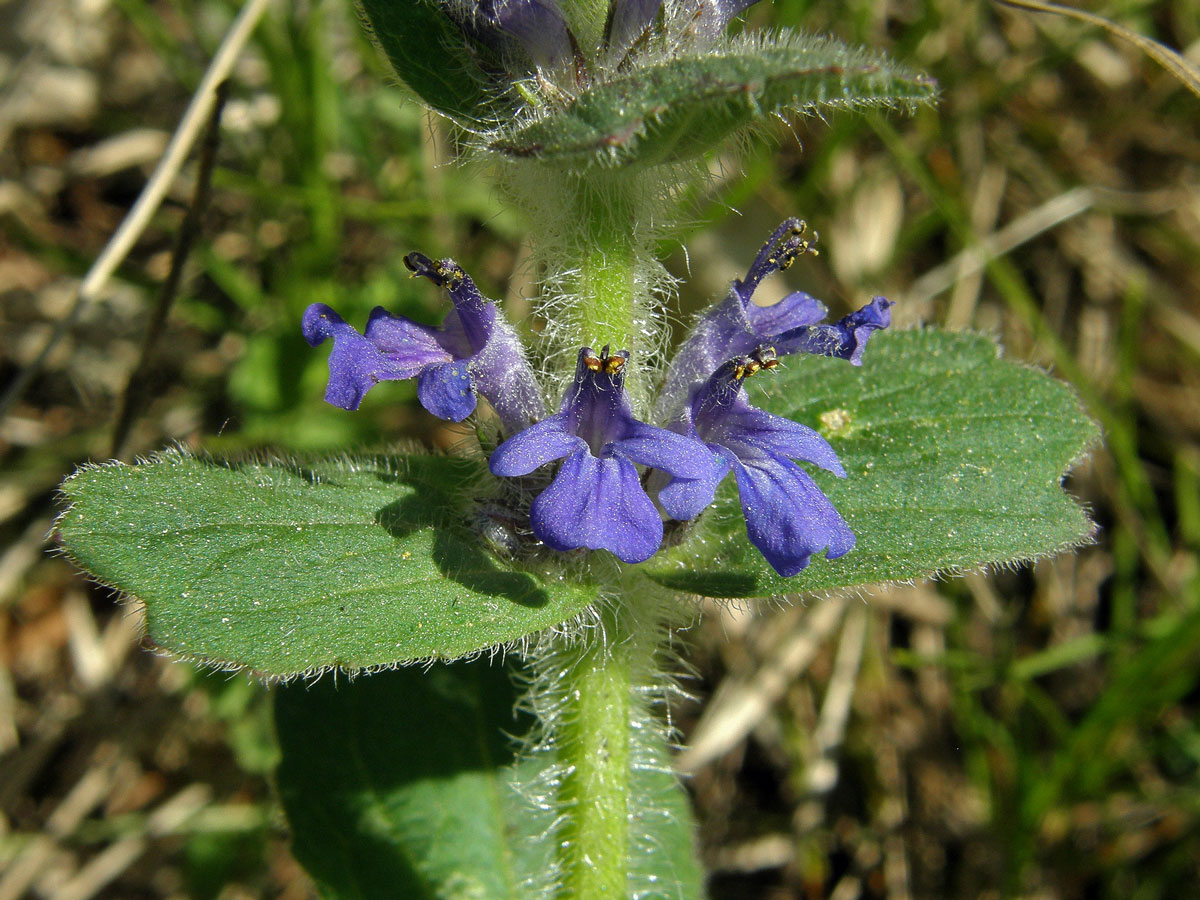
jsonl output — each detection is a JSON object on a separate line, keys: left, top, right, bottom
{"left": 730, "top": 347, "right": 783, "bottom": 382}
{"left": 753, "top": 346, "right": 780, "bottom": 370}
{"left": 583, "top": 345, "right": 627, "bottom": 375}
{"left": 740, "top": 218, "right": 821, "bottom": 295}
{"left": 402, "top": 252, "right": 466, "bottom": 290}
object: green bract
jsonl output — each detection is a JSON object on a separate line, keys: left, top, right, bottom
{"left": 358, "top": 0, "right": 499, "bottom": 126}
{"left": 491, "top": 36, "right": 937, "bottom": 166}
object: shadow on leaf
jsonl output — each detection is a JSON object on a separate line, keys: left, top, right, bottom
{"left": 370, "top": 456, "right": 552, "bottom": 609}
{"left": 276, "top": 660, "right": 535, "bottom": 898}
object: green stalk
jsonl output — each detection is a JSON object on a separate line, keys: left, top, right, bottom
{"left": 568, "top": 174, "right": 640, "bottom": 354}
{"left": 548, "top": 591, "right": 668, "bottom": 899}
{"left": 575, "top": 231, "right": 636, "bottom": 354}
{"left": 555, "top": 607, "right": 632, "bottom": 898}
{"left": 506, "top": 161, "right": 689, "bottom": 895}
{"left": 507, "top": 165, "right": 667, "bottom": 379}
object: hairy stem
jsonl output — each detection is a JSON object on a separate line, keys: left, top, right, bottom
{"left": 504, "top": 165, "right": 671, "bottom": 399}
{"left": 575, "top": 211, "right": 637, "bottom": 354}
{"left": 563, "top": 173, "right": 644, "bottom": 358}
{"left": 555, "top": 606, "right": 633, "bottom": 898}
{"left": 529, "top": 585, "right": 681, "bottom": 900}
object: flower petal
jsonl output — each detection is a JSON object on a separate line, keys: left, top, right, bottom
{"left": 530, "top": 449, "right": 663, "bottom": 563}
{"left": 489, "top": 414, "right": 581, "bottom": 476}
{"left": 417, "top": 361, "right": 477, "bottom": 422}
{"left": 467, "top": 317, "right": 547, "bottom": 432}
{"left": 704, "top": 405, "right": 846, "bottom": 476}
{"left": 358, "top": 305, "right": 459, "bottom": 364}
{"left": 744, "top": 290, "right": 827, "bottom": 337}
{"left": 615, "top": 421, "right": 718, "bottom": 480}
{"left": 303, "top": 303, "right": 444, "bottom": 410}
{"left": 404, "top": 252, "right": 545, "bottom": 433}
{"left": 656, "top": 446, "right": 731, "bottom": 520}
{"left": 732, "top": 456, "right": 855, "bottom": 577}
{"left": 775, "top": 297, "right": 892, "bottom": 365}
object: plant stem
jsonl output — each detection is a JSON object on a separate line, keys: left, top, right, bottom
{"left": 570, "top": 175, "right": 639, "bottom": 354}
{"left": 550, "top": 589, "right": 669, "bottom": 899}
{"left": 556, "top": 611, "right": 631, "bottom": 897}
{"left": 576, "top": 228, "right": 636, "bottom": 354}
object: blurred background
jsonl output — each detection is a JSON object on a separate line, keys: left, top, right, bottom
{"left": 1, "top": 0, "right": 1198, "bottom": 897}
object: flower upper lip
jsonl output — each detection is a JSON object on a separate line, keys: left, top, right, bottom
{"left": 302, "top": 253, "right": 544, "bottom": 433}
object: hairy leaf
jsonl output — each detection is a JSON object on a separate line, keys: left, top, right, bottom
{"left": 490, "top": 32, "right": 936, "bottom": 166}
{"left": 57, "top": 452, "right": 598, "bottom": 676}
{"left": 645, "top": 330, "right": 1099, "bottom": 597}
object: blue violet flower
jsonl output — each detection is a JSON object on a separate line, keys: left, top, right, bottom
{"left": 489, "top": 346, "right": 719, "bottom": 563}
{"left": 303, "top": 253, "right": 544, "bottom": 434}
{"left": 656, "top": 218, "right": 892, "bottom": 418}
{"left": 303, "top": 220, "right": 886, "bottom": 576}
{"left": 658, "top": 348, "right": 856, "bottom": 576}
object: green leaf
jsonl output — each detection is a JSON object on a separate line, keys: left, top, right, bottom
{"left": 645, "top": 330, "right": 1099, "bottom": 598}
{"left": 57, "top": 452, "right": 598, "bottom": 676}
{"left": 274, "top": 661, "right": 547, "bottom": 900}
{"left": 358, "top": 0, "right": 497, "bottom": 125}
{"left": 274, "top": 660, "right": 704, "bottom": 900}
{"left": 489, "top": 31, "right": 936, "bottom": 167}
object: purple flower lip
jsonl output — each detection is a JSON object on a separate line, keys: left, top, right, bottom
{"left": 489, "top": 346, "right": 721, "bottom": 563}
{"left": 657, "top": 348, "right": 855, "bottom": 577}
{"left": 303, "top": 252, "right": 543, "bottom": 433}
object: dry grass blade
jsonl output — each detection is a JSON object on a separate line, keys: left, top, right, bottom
{"left": 110, "top": 81, "right": 229, "bottom": 459}
{"left": 993, "top": 0, "right": 1200, "bottom": 99}
{"left": 904, "top": 186, "right": 1096, "bottom": 308}
{"left": 805, "top": 602, "right": 867, "bottom": 796}
{"left": 677, "top": 597, "right": 849, "bottom": 773}
{"left": 0, "top": 0, "right": 273, "bottom": 422}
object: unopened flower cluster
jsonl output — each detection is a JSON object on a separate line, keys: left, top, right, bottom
{"left": 305, "top": 220, "right": 889, "bottom": 576}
